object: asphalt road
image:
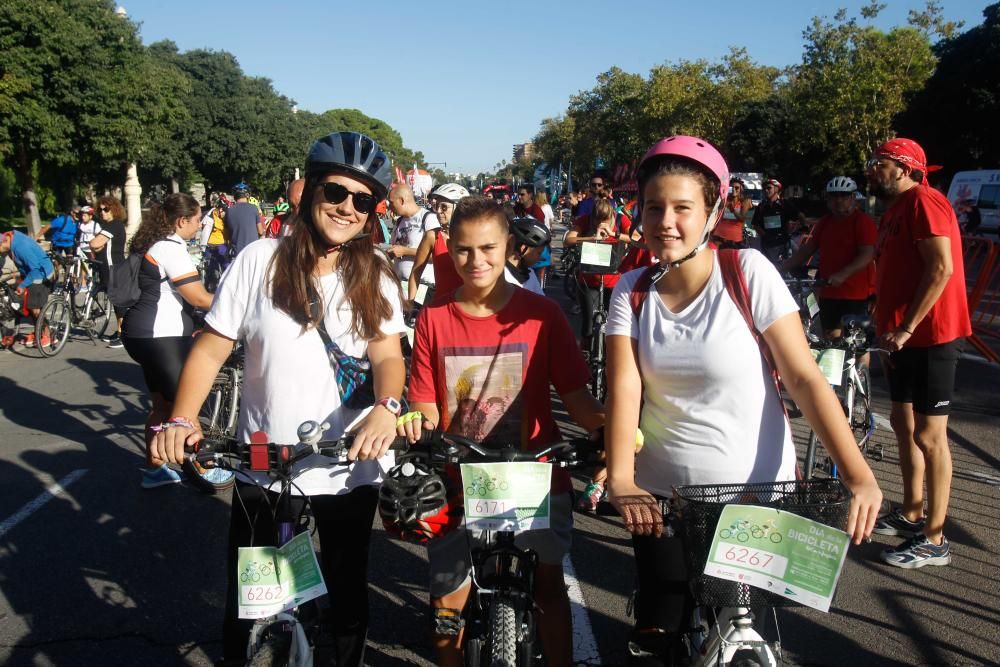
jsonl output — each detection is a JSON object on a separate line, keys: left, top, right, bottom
{"left": 0, "top": 241, "right": 997, "bottom": 666}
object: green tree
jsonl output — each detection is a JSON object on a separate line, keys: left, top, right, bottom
{"left": 784, "top": 3, "right": 940, "bottom": 186}
{"left": 896, "top": 2, "right": 999, "bottom": 174}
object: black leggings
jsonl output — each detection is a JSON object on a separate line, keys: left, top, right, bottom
{"left": 631, "top": 530, "right": 693, "bottom": 634}
{"left": 577, "top": 281, "right": 612, "bottom": 339}
{"left": 223, "top": 483, "right": 379, "bottom": 666}
{"left": 121, "top": 335, "right": 192, "bottom": 402}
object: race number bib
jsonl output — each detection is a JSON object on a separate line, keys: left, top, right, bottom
{"left": 579, "top": 242, "right": 613, "bottom": 268}
{"left": 703, "top": 505, "right": 850, "bottom": 612}
{"left": 811, "top": 348, "right": 846, "bottom": 386}
{"left": 236, "top": 532, "right": 327, "bottom": 619}
{"left": 461, "top": 462, "right": 551, "bottom": 532}
{"left": 763, "top": 215, "right": 782, "bottom": 230}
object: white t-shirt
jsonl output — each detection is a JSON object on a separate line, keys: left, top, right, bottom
{"left": 503, "top": 265, "right": 545, "bottom": 295}
{"left": 77, "top": 220, "right": 102, "bottom": 246}
{"left": 540, "top": 203, "right": 555, "bottom": 227}
{"left": 605, "top": 249, "right": 799, "bottom": 497}
{"left": 389, "top": 209, "right": 440, "bottom": 283}
{"left": 206, "top": 239, "right": 407, "bottom": 496}
{"left": 123, "top": 234, "right": 200, "bottom": 338}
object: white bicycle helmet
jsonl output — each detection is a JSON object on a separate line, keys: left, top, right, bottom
{"left": 432, "top": 183, "right": 470, "bottom": 203}
{"left": 826, "top": 176, "right": 858, "bottom": 194}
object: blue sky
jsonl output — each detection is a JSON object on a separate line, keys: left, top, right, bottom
{"left": 119, "top": 0, "right": 985, "bottom": 174}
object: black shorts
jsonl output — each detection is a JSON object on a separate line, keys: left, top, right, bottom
{"left": 122, "top": 335, "right": 193, "bottom": 402}
{"left": 818, "top": 298, "right": 869, "bottom": 332}
{"left": 886, "top": 340, "right": 960, "bottom": 416}
{"left": 25, "top": 283, "right": 51, "bottom": 310}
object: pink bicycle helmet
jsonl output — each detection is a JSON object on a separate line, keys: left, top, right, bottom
{"left": 637, "top": 135, "right": 730, "bottom": 205}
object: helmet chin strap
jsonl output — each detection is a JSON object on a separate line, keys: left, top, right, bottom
{"left": 650, "top": 197, "right": 723, "bottom": 285}
{"left": 324, "top": 231, "right": 368, "bottom": 255}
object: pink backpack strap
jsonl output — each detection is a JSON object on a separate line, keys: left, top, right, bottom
{"left": 629, "top": 265, "right": 661, "bottom": 319}
{"left": 718, "top": 249, "right": 786, "bottom": 409}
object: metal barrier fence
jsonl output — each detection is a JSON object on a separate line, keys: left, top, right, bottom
{"left": 961, "top": 236, "right": 1000, "bottom": 363}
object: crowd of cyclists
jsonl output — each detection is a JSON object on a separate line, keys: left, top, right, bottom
{"left": 2, "top": 128, "right": 973, "bottom": 666}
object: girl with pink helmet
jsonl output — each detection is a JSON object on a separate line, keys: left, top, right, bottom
{"left": 601, "top": 135, "right": 883, "bottom": 661}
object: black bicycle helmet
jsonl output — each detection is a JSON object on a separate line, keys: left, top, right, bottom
{"left": 510, "top": 216, "right": 551, "bottom": 248}
{"left": 378, "top": 455, "right": 461, "bottom": 543}
{"left": 305, "top": 131, "right": 393, "bottom": 200}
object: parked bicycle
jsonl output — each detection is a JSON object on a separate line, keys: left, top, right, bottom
{"left": 34, "top": 254, "right": 112, "bottom": 356}
{"left": 802, "top": 315, "right": 885, "bottom": 479}
{"left": 671, "top": 478, "right": 852, "bottom": 667}
{"left": 783, "top": 276, "right": 826, "bottom": 338}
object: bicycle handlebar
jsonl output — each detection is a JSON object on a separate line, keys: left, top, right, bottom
{"left": 190, "top": 421, "right": 601, "bottom": 474}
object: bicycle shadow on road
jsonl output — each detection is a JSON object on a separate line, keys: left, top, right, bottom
{"left": 0, "top": 430, "right": 235, "bottom": 666}
{"left": 68, "top": 357, "right": 147, "bottom": 398}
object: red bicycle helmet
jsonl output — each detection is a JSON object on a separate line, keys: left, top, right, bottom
{"left": 378, "top": 455, "right": 462, "bottom": 543}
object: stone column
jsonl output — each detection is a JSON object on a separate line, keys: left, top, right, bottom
{"left": 124, "top": 162, "right": 142, "bottom": 237}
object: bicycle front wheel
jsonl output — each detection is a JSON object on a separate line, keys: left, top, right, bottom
{"left": 247, "top": 630, "right": 291, "bottom": 667}
{"left": 36, "top": 297, "right": 72, "bottom": 357}
{"left": 85, "top": 289, "right": 112, "bottom": 342}
{"left": 488, "top": 598, "right": 518, "bottom": 667}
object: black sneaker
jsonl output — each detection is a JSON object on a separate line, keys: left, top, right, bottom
{"left": 873, "top": 507, "right": 925, "bottom": 538}
{"left": 106, "top": 333, "right": 124, "bottom": 348}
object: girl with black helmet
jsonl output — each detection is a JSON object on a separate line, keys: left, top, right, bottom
{"left": 505, "top": 216, "right": 549, "bottom": 295}
{"left": 602, "top": 136, "right": 882, "bottom": 662}
{"left": 151, "top": 132, "right": 406, "bottom": 667}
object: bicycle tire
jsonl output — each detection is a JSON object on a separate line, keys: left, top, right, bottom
{"left": 82, "top": 289, "right": 111, "bottom": 342}
{"left": 488, "top": 598, "right": 518, "bottom": 667}
{"left": 803, "top": 430, "right": 819, "bottom": 480}
{"left": 36, "top": 297, "right": 71, "bottom": 357}
{"left": 852, "top": 367, "right": 873, "bottom": 450}
{"left": 247, "top": 630, "right": 292, "bottom": 667}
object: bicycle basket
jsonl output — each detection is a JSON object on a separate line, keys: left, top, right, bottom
{"left": 671, "top": 479, "right": 851, "bottom": 608}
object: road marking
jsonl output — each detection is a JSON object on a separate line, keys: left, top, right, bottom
{"left": 873, "top": 413, "right": 892, "bottom": 431}
{"left": 564, "top": 554, "right": 601, "bottom": 664}
{"left": 0, "top": 469, "right": 88, "bottom": 539}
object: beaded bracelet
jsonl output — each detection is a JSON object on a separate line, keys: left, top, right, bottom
{"left": 150, "top": 416, "right": 197, "bottom": 433}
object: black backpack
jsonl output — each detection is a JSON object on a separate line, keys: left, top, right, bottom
{"left": 107, "top": 253, "right": 143, "bottom": 308}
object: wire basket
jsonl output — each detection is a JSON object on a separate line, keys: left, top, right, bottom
{"left": 671, "top": 479, "right": 851, "bottom": 608}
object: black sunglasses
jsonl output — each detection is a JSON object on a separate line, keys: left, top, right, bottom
{"left": 320, "top": 182, "right": 376, "bottom": 213}
{"left": 590, "top": 181, "right": 605, "bottom": 189}
{"left": 98, "top": 206, "right": 110, "bottom": 212}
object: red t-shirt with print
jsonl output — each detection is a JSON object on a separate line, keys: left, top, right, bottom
{"left": 875, "top": 185, "right": 972, "bottom": 346}
{"left": 810, "top": 210, "right": 877, "bottom": 300}
{"left": 408, "top": 288, "right": 591, "bottom": 493}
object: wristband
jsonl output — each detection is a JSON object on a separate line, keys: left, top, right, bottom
{"left": 899, "top": 325, "right": 913, "bottom": 335}
{"left": 150, "top": 417, "right": 197, "bottom": 433}
{"left": 396, "top": 411, "right": 422, "bottom": 428}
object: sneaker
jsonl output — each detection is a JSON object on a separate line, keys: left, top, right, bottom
{"left": 22, "top": 332, "right": 35, "bottom": 347}
{"left": 106, "top": 333, "right": 124, "bottom": 348}
{"left": 183, "top": 459, "right": 236, "bottom": 494}
{"left": 881, "top": 533, "right": 951, "bottom": 569}
{"left": 198, "top": 466, "right": 236, "bottom": 493}
{"left": 141, "top": 464, "right": 183, "bottom": 489}
{"left": 577, "top": 481, "right": 605, "bottom": 512}
{"left": 38, "top": 328, "right": 51, "bottom": 348}
{"left": 1, "top": 334, "right": 14, "bottom": 349}
{"left": 873, "top": 507, "right": 925, "bottom": 538}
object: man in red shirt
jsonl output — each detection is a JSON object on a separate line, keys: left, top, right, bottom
{"left": 866, "top": 138, "right": 971, "bottom": 570}
{"left": 404, "top": 195, "right": 605, "bottom": 667}
{"left": 514, "top": 184, "right": 546, "bottom": 221}
{"left": 783, "top": 176, "right": 876, "bottom": 338}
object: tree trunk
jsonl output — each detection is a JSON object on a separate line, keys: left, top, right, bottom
{"left": 170, "top": 177, "right": 179, "bottom": 194}
{"left": 17, "top": 144, "right": 42, "bottom": 236}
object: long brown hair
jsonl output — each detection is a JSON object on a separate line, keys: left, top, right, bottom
{"left": 268, "top": 172, "right": 399, "bottom": 340}
{"left": 129, "top": 193, "right": 200, "bottom": 256}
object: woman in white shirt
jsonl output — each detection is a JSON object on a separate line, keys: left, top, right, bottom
{"left": 152, "top": 132, "right": 406, "bottom": 666}
{"left": 603, "top": 136, "right": 882, "bottom": 660}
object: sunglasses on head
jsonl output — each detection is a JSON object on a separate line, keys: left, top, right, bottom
{"left": 320, "top": 182, "right": 375, "bottom": 213}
